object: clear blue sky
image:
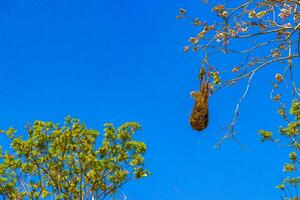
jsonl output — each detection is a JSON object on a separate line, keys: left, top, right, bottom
{"left": 0, "top": 0, "right": 294, "bottom": 199}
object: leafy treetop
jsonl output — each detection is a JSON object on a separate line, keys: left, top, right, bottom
{"left": 0, "top": 116, "right": 149, "bottom": 200}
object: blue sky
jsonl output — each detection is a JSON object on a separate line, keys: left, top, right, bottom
{"left": 0, "top": 0, "right": 295, "bottom": 199}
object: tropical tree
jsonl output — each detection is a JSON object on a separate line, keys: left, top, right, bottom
{"left": 178, "top": 0, "right": 299, "bottom": 199}
{"left": 0, "top": 116, "right": 149, "bottom": 199}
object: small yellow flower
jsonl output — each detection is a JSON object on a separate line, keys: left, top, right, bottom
{"left": 276, "top": 184, "right": 285, "bottom": 190}
{"left": 212, "top": 4, "right": 224, "bottom": 12}
{"left": 289, "top": 152, "right": 297, "bottom": 161}
{"left": 197, "top": 30, "right": 206, "bottom": 39}
{"left": 257, "top": 10, "right": 267, "bottom": 18}
{"left": 274, "top": 94, "right": 281, "bottom": 101}
{"left": 283, "top": 163, "right": 296, "bottom": 172}
{"left": 194, "top": 18, "right": 202, "bottom": 26}
{"left": 179, "top": 8, "right": 186, "bottom": 15}
{"left": 249, "top": 10, "right": 257, "bottom": 18}
{"left": 183, "top": 46, "right": 190, "bottom": 52}
{"left": 193, "top": 46, "right": 199, "bottom": 52}
{"left": 220, "top": 11, "right": 228, "bottom": 18}
{"left": 216, "top": 32, "right": 226, "bottom": 39}
{"left": 232, "top": 67, "right": 239, "bottom": 73}
{"left": 259, "top": 130, "right": 272, "bottom": 139}
{"left": 272, "top": 51, "right": 280, "bottom": 57}
{"left": 275, "top": 73, "right": 283, "bottom": 82}
{"left": 204, "top": 25, "right": 215, "bottom": 31}
{"left": 228, "top": 29, "right": 237, "bottom": 37}
{"left": 212, "top": 72, "right": 221, "bottom": 85}
{"left": 189, "top": 37, "right": 199, "bottom": 44}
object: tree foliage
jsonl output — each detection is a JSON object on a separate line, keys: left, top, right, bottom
{"left": 260, "top": 99, "right": 300, "bottom": 199}
{"left": 0, "top": 116, "right": 149, "bottom": 199}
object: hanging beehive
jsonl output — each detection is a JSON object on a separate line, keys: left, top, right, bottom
{"left": 190, "top": 67, "right": 209, "bottom": 131}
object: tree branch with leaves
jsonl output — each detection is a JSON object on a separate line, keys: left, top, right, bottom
{"left": 0, "top": 116, "right": 150, "bottom": 199}
{"left": 179, "top": 0, "right": 299, "bottom": 199}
